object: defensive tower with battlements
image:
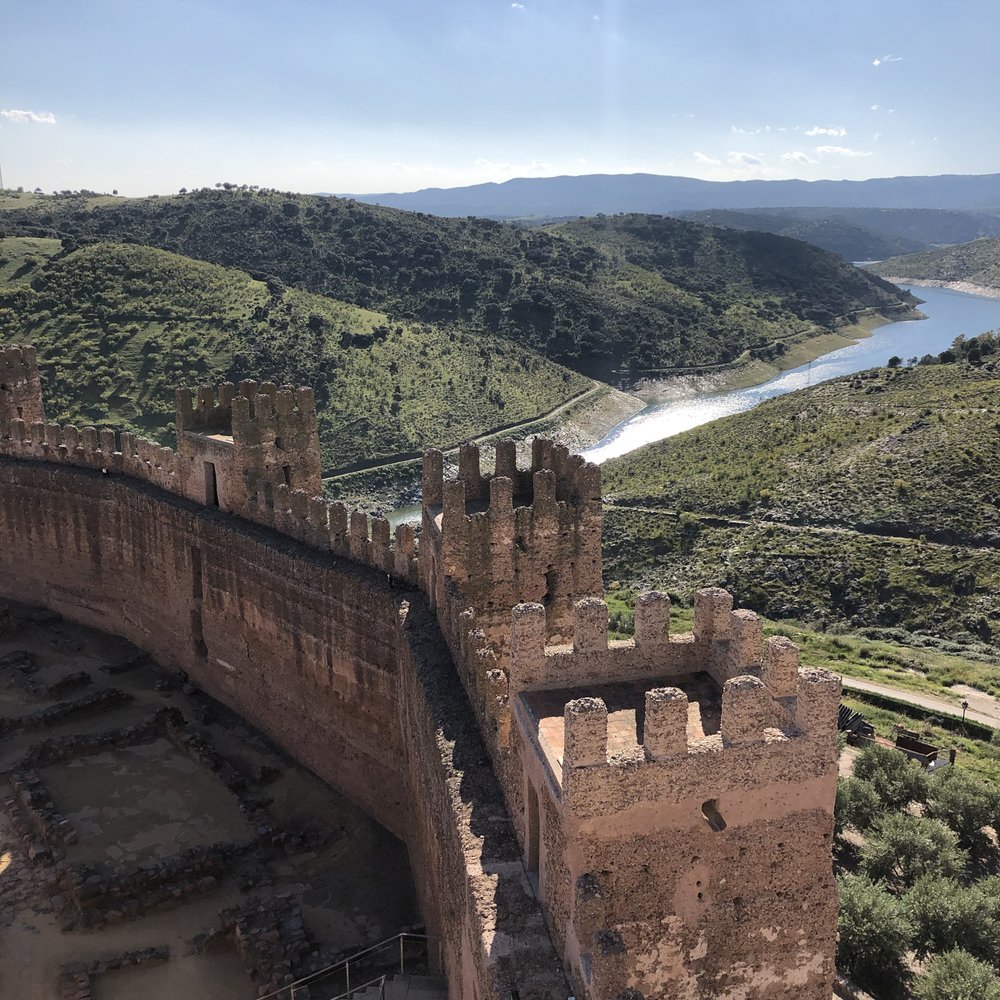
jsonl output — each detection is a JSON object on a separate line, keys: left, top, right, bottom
{"left": 175, "top": 378, "right": 322, "bottom": 512}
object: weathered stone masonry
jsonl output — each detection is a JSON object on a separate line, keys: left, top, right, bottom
{"left": 0, "top": 345, "right": 841, "bottom": 1000}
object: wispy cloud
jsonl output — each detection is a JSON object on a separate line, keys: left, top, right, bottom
{"left": 816, "top": 145, "right": 872, "bottom": 158}
{"left": 511, "top": 2, "right": 525, "bottom": 8}
{"left": 781, "top": 151, "right": 817, "bottom": 165}
{"left": 870, "top": 104, "right": 880, "bottom": 111}
{"left": 872, "top": 54, "right": 902, "bottom": 66}
{"left": 805, "top": 125, "right": 846, "bottom": 137}
{"left": 693, "top": 151, "right": 721, "bottom": 166}
{"left": 0, "top": 109, "right": 57, "bottom": 125}
{"left": 727, "top": 151, "right": 764, "bottom": 166}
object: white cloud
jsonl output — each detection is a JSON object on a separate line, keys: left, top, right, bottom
{"left": 0, "top": 109, "right": 57, "bottom": 125}
{"left": 873, "top": 131, "right": 882, "bottom": 141}
{"left": 727, "top": 151, "right": 764, "bottom": 166}
{"left": 593, "top": 13, "right": 600, "bottom": 20}
{"left": 781, "top": 151, "right": 817, "bottom": 165}
{"left": 870, "top": 104, "right": 880, "bottom": 111}
{"left": 511, "top": 2, "right": 525, "bottom": 8}
{"left": 873, "top": 54, "right": 902, "bottom": 66}
{"left": 816, "top": 145, "right": 873, "bottom": 158}
{"left": 805, "top": 125, "right": 847, "bottom": 137}
{"left": 693, "top": 151, "right": 721, "bottom": 166}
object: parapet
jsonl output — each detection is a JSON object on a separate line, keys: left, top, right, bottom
{"left": 0, "top": 419, "right": 179, "bottom": 492}
{"left": 508, "top": 588, "right": 788, "bottom": 693}
{"left": 422, "top": 438, "right": 602, "bottom": 515}
{"left": 554, "top": 662, "right": 841, "bottom": 816}
{"left": 241, "top": 478, "right": 419, "bottom": 586}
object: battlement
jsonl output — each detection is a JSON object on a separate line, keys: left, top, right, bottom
{"left": 508, "top": 588, "right": 779, "bottom": 694}
{"left": 175, "top": 378, "right": 322, "bottom": 512}
{"left": 1, "top": 418, "right": 179, "bottom": 491}
{"left": 503, "top": 587, "right": 840, "bottom": 816}
{"left": 0, "top": 345, "right": 45, "bottom": 427}
{"left": 420, "top": 439, "right": 603, "bottom": 640}
{"left": 242, "top": 479, "right": 419, "bottom": 585}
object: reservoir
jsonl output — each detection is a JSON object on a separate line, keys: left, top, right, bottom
{"left": 582, "top": 284, "right": 1000, "bottom": 464}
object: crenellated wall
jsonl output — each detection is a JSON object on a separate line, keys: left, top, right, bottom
{"left": 0, "top": 457, "right": 565, "bottom": 1000}
{"left": 1, "top": 344, "right": 841, "bottom": 1000}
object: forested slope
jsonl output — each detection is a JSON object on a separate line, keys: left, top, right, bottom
{"left": 0, "top": 188, "right": 917, "bottom": 379}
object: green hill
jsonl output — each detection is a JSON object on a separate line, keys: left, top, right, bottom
{"left": 678, "top": 207, "right": 1000, "bottom": 262}
{"left": 0, "top": 237, "right": 589, "bottom": 471}
{"left": 0, "top": 188, "right": 916, "bottom": 380}
{"left": 868, "top": 237, "right": 1000, "bottom": 292}
{"left": 601, "top": 359, "right": 1000, "bottom": 644}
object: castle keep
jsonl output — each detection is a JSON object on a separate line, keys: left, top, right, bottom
{"left": 0, "top": 345, "right": 841, "bottom": 1000}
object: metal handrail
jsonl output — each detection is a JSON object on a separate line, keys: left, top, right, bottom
{"left": 320, "top": 974, "right": 386, "bottom": 1000}
{"left": 257, "top": 932, "right": 442, "bottom": 1000}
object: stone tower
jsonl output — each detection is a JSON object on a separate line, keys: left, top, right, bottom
{"left": 0, "top": 346, "right": 45, "bottom": 428}
{"left": 175, "top": 379, "right": 322, "bottom": 512}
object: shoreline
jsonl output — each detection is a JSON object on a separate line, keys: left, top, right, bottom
{"left": 882, "top": 276, "right": 1000, "bottom": 301}
{"left": 631, "top": 307, "right": 918, "bottom": 403}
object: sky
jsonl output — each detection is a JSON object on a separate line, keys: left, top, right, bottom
{"left": 1, "top": 0, "right": 998, "bottom": 197}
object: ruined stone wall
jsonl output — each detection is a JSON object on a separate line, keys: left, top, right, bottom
{"left": 0, "top": 457, "right": 564, "bottom": 1000}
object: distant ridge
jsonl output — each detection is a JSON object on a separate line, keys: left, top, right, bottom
{"left": 347, "top": 171, "right": 1000, "bottom": 218}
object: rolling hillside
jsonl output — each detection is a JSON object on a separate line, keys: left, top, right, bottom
{"left": 868, "top": 237, "right": 1000, "bottom": 293}
{"left": 0, "top": 188, "right": 917, "bottom": 380}
{"left": 0, "top": 237, "right": 589, "bottom": 471}
{"left": 601, "top": 358, "right": 1000, "bottom": 644}
{"left": 675, "top": 207, "right": 1000, "bottom": 262}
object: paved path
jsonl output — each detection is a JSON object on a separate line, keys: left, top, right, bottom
{"left": 840, "top": 676, "right": 1000, "bottom": 730}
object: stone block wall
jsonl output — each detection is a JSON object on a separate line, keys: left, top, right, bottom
{"left": 0, "top": 457, "right": 563, "bottom": 1000}
{"left": 0, "top": 345, "right": 45, "bottom": 427}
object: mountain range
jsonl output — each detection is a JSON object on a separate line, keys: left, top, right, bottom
{"left": 347, "top": 172, "right": 1000, "bottom": 219}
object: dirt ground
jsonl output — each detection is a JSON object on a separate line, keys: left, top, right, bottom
{"left": 0, "top": 604, "right": 422, "bottom": 1000}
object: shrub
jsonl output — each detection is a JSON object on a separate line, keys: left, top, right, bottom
{"left": 905, "top": 875, "right": 996, "bottom": 961}
{"left": 926, "top": 767, "right": 1000, "bottom": 848}
{"left": 914, "top": 949, "right": 1000, "bottom": 1000}
{"left": 837, "top": 874, "right": 913, "bottom": 988}
{"left": 852, "top": 743, "right": 928, "bottom": 810}
{"left": 837, "top": 776, "right": 884, "bottom": 833}
{"left": 860, "top": 814, "right": 968, "bottom": 888}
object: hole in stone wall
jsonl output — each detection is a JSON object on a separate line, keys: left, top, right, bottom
{"left": 701, "top": 799, "right": 727, "bottom": 832}
{"left": 543, "top": 568, "right": 558, "bottom": 607}
{"left": 282, "top": 465, "right": 292, "bottom": 487}
{"left": 204, "top": 461, "right": 219, "bottom": 507}
{"left": 274, "top": 436, "right": 284, "bottom": 450}
{"left": 526, "top": 781, "right": 540, "bottom": 876}
{"left": 16, "top": 406, "right": 23, "bottom": 418}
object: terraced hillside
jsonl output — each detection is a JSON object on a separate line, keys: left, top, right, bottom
{"left": 0, "top": 237, "right": 589, "bottom": 471}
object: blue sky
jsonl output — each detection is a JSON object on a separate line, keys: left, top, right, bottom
{"left": 1, "top": 0, "right": 997, "bottom": 196}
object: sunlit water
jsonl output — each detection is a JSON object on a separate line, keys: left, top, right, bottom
{"left": 582, "top": 284, "right": 1000, "bottom": 464}
{"left": 385, "top": 283, "right": 1000, "bottom": 524}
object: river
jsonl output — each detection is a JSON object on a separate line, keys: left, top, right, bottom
{"left": 581, "top": 284, "right": 1000, "bottom": 464}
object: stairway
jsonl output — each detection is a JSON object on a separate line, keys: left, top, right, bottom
{"left": 342, "top": 973, "right": 448, "bottom": 1000}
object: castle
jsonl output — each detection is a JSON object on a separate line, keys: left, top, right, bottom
{"left": 0, "top": 344, "right": 841, "bottom": 1000}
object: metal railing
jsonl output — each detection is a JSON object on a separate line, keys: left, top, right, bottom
{"left": 257, "top": 932, "right": 443, "bottom": 1000}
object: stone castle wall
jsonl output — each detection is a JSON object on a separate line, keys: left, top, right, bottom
{"left": 0, "top": 458, "right": 565, "bottom": 1000}
{"left": 1, "top": 345, "right": 841, "bottom": 1000}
